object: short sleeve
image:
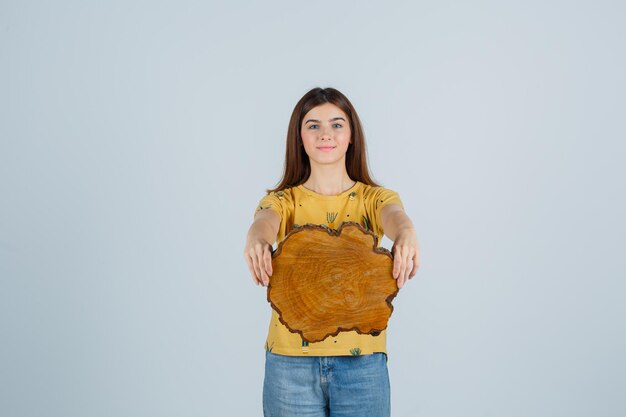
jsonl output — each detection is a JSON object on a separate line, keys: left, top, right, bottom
{"left": 363, "top": 186, "right": 404, "bottom": 238}
{"left": 253, "top": 189, "right": 295, "bottom": 222}
{"left": 253, "top": 189, "right": 294, "bottom": 244}
{"left": 254, "top": 191, "right": 285, "bottom": 220}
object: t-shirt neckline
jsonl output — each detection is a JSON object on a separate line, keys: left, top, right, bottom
{"left": 297, "top": 181, "right": 362, "bottom": 200}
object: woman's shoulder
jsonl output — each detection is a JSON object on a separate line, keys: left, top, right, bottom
{"left": 263, "top": 185, "right": 297, "bottom": 200}
{"left": 361, "top": 182, "right": 398, "bottom": 195}
{"left": 361, "top": 183, "right": 403, "bottom": 209}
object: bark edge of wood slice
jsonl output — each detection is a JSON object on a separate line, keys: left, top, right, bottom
{"left": 267, "top": 221, "right": 399, "bottom": 343}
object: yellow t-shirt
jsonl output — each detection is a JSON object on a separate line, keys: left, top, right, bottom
{"left": 254, "top": 180, "right": 404, "bottom": 356}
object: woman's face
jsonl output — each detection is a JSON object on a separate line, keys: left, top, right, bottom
{"left": 300, "top": 103, "right": 352, "bottom": 168}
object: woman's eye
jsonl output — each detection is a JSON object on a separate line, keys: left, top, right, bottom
{"left": 306, "top": 123, "right": 342, "bottom": 129}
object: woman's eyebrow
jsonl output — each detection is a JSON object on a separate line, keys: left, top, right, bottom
{"left": 304, "top": 117, "right": 346, "bottom": 124}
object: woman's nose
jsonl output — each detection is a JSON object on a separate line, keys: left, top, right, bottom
{"left": 320, "top": 126, "right": 332, "bottom": 139}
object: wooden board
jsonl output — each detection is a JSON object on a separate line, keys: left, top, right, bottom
{"left": 267, "top": 221, "right": 399, "bottom": 343}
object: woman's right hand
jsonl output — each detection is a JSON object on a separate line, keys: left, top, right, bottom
{"left": 244, "top": 208, "right": 280, "bottom": 287}
{"left": 244, "top": 237, "right": 273, "bottom": 287}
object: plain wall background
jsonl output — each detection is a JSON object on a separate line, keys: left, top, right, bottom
{"left": 1, "top": 1, "right": 625, "bottom": 416}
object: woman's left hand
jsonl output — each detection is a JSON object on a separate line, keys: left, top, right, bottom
{"left": 391, "top": 227, "right": 420, "bottom": 289}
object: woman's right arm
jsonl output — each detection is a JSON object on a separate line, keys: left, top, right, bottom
{"left": 243, "top": 209, "right": 281, "bottom": 287}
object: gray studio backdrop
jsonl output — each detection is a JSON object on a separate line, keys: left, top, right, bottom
{"left": 1, "top": 1, "right": 624, "bottom": 416}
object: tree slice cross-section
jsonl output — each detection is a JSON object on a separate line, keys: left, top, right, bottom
{"left": 267, "top": 221, "right": 399, "bottom": 343}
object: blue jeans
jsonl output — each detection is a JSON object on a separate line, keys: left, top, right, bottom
{"left": 263, "top": 351, "right": 391, "bottom": 417}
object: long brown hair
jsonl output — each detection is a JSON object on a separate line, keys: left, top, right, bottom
{"left": 267, "top": 87, "right": 381, "bottom": 193}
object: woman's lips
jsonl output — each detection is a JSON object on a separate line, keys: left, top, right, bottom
{"left": 317, "top": 146, "right": 336, "bottom": 152}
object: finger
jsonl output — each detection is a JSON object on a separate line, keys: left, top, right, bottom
{"left": 258, "top": 253, "right": 269, "bottom": 286}
{"left": 250, "top": 253, "right": 265, "bottom": 286}
{"left": 409, "top": 259, "right": 419, "bottom": 279}
{"left": 393, "top": 245, "right": 406, "bottom": 279}
{"left": 405, "top": 257, "right": 412, "bottom": 281}
{"left": 409, "top": 252, "right": 419, "bottom": 279}
{"left": 407, "top": 260, "right": 415, "bottom": 279}
{"left": 245, "top": 259, "right": 257, "bottom": 285}
{"left": 263, "top": 247, "right": 273, "bottom": 277}
{"left": 393, "top": 254, "right": 404, "bottom": 289}
{"left": 256, "top": 248, "right": 271, "bottom": 286}
{"left": 245, "top": 255, "right": 261, "bottom": 285}
{"left": 393, "top": 248, "right": 402, "bottom": 279}
{"left": 397, "top": 247, "right": 408, "bottom": 283}
{"left": 258, "top": 260, "right": 269, "bottom": 286}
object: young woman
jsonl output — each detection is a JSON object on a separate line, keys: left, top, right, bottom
{"left": 244, "top": 87, "right": 419, "bottom": 417}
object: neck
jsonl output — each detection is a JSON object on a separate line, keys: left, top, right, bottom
{"left": 302, "top": 164, "right": 355, "bottom": 196}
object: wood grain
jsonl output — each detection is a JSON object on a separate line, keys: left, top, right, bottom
{"left": 267, "top": 221, "right": 399, "bottom": 343}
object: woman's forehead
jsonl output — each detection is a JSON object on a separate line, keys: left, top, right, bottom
{"left": 303, "top": 103, "right": 347, "bottom": 121}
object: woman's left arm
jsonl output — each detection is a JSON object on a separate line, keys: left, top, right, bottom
{"left": 380, "top": 204, "right": 420, "bottom": 289}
